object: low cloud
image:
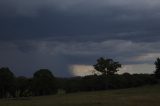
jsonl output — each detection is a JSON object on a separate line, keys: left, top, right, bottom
{"left": 69, "top": 63, "right": 154, "bottom": 77}
{"left": 119, "top": 64, "right": 154, "bottom": 74}
{"left": 69, "top": 65, "right": 99, "bottom": 76}
{"left": 0, "top": 39, "right": 159, "bottom": 76}
{"left": 131, "top": 53, "right": 160, "bottom": 62}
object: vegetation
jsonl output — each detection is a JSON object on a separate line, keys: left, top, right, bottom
{"left": 93, "top": 57, "right": 121, "bottom": 75}
{"left": 0, "top": 85, "right": 160, "bottom": 106}
{"left": 15, "top": 76, "right": 32, "bottom": 97}
{"left": 0, "top": 68, "right": 15, "bottom": 98}
{"left": 0, "top": 57, "right": 159, "bottom": 99}
{"left": 32, "top": 69, "right": 56, "bottom": 96}
{"left": 56, "top": 73, "right": 157, "bottom": 93}
{"left": 154, "top": 58, "right": 160, "bottom": 79}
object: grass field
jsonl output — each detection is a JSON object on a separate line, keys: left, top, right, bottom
{"left": 0, "top": 85, "right": 160, "bottom": 106}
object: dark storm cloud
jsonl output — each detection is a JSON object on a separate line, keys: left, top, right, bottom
{"left": 0, "top": 0, "right": 160, "bottom": 42}
{"left": 1, "top": 0, "right": 160, "bottom": 76}
{"left": 1, "top": 39, "right": 160, "bottom": 76}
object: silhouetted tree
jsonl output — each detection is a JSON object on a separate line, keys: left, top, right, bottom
{"left": 0, "top": 67, "right": 15, "bottom": 98}
{"left": 15, "top": 76, "right": 31, "bottom": 97}
{"left": 154, "top": 58, "right": 160, "bottom": 79}
{"left": 93, "top": 57, "right": 121, "bottom": 75}
{"left": 32, "top": 69, "right": 56, "bottom": 96}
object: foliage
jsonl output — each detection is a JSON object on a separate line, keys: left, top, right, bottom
{"left": 154, "top": 58, "right": 160, "bottom": 79}
{"left": 57, "top": 74, "right": 157, "bottom": 93}
{"left": 32, "top": 69, "right": 56, "bottom": 96}
{"left": 0, "top": 63, "right": 158, "bottom": 99}
{"left": 15, "top": 76, "right": 32, "bottom": 97}
{"left": 0, "top": 67, "right": 15, "bottom": 98}
{"left": 93, "top": 57, "right": 121, "bottom": 75}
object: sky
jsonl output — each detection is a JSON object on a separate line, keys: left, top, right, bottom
{"left": 0, "top": 0, "right": 160, "bottom": 77}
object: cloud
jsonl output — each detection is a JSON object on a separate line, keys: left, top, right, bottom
{"left": 131, "top": 53, "right": 160, "bottom": 62}
{"left": 0, "top": 39, "right": 159, "bottom": 76}
{"left": 1, "top": 0, "right": 160, "bottom": 16}
{"left": 2, "top": 39, "right": 160, "bottom": 62}
{"left": 1, "top": 0, "right": 160, "bottom": 42}
{"left": 119, "top": 64, "right": 154, "bottom": 74}
{"left": 69, "top": 65, "right": 100, "bottom": 76}
{"left": 69, "top": 63, "right": 154, "bottom": 77}
{"left": 1, "top": 0, "right": 160, "bottom": 76}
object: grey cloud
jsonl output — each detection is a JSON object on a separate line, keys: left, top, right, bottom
{"left": 1, "top": 0, "right": 160, "bottom": 15}
{"left": 1, "top": 39, "right": 160, "bottom": 76}
{"left": 6, "top": 39, "right": 160, "bottom": 62}
{"left": 1, "top": 0, "right": 160, "bottom": 76}
{"left": 1, "top": 0, "right": 160, "bottom": 42}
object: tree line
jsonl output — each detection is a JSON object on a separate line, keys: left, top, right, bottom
{"left": 0, "top": 57, "right": 160, "bottom": 98}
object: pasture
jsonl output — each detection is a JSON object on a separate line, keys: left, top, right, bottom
{"left": 0, "top": 85, "right": 160, "bottom": 106}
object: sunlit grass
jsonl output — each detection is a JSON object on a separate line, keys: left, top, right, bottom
{"left": 0, "top": 85, "right": 160, "bottom": 106}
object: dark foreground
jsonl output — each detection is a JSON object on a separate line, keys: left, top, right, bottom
{"left": 0, "top": 85, "right": 160, "bottom": 106}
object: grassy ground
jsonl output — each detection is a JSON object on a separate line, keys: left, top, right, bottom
{"left": 1, "top": 85, "right": 160, "bottom": 106}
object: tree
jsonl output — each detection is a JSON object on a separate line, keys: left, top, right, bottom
{"left": 93, "top": 57, "right": 121, "bottom": 75}
{"left": 32, "top": 69, "right": 56, "bottom": 96}
{"left": 154, "top": 58, "right": 160, "bottom": 79}
{"left": 15, "top": 76, "right": 31, "bottom": 97}
{"left": 0, "top": 67, "right": 15, "bottom": 98}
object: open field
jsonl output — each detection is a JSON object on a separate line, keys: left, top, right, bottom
{"left": 0, "top": 85, "right": 160, "bottom": 106}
